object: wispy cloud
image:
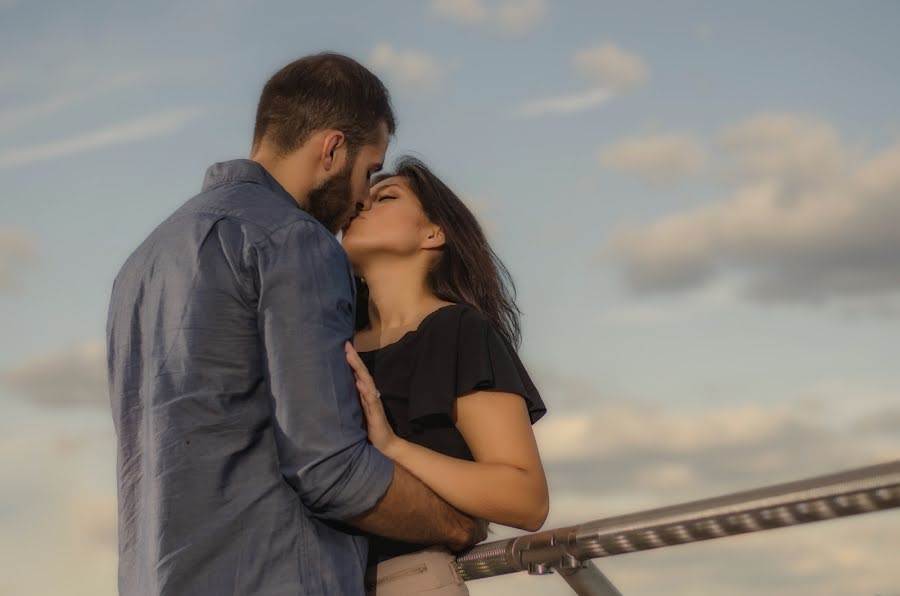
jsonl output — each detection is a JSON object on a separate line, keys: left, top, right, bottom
{"left": 514, "top": 41, "right": 647, "bottom": 117}
{"left": 513, "top": 87, "right": 611, "bottom": 117}
{"left": 0, "top": 71, "right": 153, "bottom": 134}
{"left": 431, "top": 0, "right": 546, "bottom": 37}
{"left": 0, "top": 107, "right": 201, "bottom": 169}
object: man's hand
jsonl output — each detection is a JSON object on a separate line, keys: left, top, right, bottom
{"left": 345, "top": 462, "right": 489, "bottom": 550}
{"left": 447, "top": 516, "right": 489, "bottom": 553}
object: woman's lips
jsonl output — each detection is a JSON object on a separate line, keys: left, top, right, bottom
{"left": 342, "top": 215, "right": 364, "bottom": 233}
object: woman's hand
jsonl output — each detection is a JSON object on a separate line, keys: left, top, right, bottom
{"left": 344, "top": 341, "right": 401, "bottom": 455}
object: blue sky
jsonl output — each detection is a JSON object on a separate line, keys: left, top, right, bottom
{"left": 1, "top": 1, "right": 899, "bottom": 594}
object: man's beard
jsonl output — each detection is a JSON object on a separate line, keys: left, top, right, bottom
{"left": 305, "top": 159, "right": 355, "bottom": 234}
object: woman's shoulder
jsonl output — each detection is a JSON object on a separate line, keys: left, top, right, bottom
{"left": 423, "top": 302, "right": 496, "bottom": 340}
{"left": 422, "top": 301, "right": 473, "bottom": 326}
{"left": 430, "top": 301, "right": 484, "bottom": 323}
{"left": 409, "top": 301, "right": 546, "bottom": 424}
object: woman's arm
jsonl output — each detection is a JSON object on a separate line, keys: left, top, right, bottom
{"left": 386, "top": 390, "right": 549, "bottom": 531}
{"left": 345, "top": 342, "right": 549, "bottom": 532}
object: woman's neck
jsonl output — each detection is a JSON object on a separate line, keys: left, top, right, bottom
{"left": 360, "top": 260, "right": 445, "bottom": 331}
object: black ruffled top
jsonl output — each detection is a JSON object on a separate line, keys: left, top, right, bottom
{"left": 356, "top": 302, "right": 546, "bottom": 564}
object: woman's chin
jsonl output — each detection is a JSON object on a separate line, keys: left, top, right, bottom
{"left": 340, "top": 237, "right": 362, "bottom": 258}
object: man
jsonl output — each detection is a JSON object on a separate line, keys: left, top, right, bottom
{"left": 106, "top": 52, "right": 485, "bottom": 596}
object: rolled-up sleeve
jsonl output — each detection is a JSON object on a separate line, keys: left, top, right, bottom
{"left": 254, "top": 219, "right": 394, "bottom": 521}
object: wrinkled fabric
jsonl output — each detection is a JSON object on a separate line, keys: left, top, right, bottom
{"left": 106, "top": 159, "right": 394, "bottom": 595}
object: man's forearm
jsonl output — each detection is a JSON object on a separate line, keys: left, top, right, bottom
{"left": 344, "top": 461, "right": 484, "bottom": 551}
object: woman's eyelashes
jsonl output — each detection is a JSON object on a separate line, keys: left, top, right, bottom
{"left": 377, "top": 195, "right": 396, "bottom": 202}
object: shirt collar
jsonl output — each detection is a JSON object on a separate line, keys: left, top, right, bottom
{"left": 201, "top": 159, "right": 299, "bottom": 209}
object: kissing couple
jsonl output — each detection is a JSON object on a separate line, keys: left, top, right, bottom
{"left": 107, "top": 51, "right": 549, "bottom": 596}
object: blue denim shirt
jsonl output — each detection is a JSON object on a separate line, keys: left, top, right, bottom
{"left": 106, "top": 159, "right": 395, "bottom": 595}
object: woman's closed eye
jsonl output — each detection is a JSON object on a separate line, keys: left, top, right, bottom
{"left": 377, "top": 195, "right": 396, "bottom": 202}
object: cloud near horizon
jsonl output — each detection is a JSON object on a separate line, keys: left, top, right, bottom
{"left": 0, "top": 338, "right": 107, "bottom": 407}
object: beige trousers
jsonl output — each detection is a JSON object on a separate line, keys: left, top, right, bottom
{"left": 364, "top": 546, "right": 470, "bottom": 595}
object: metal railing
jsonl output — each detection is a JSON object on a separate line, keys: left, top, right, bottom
{"left": 454, "top": 459, "right": 900, "bottom": 595}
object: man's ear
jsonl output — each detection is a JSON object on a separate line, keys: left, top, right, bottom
{"left": 320, "top": 131, "right": 346, "bottom": 172}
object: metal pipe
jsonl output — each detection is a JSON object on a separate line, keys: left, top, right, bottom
{"left": 455, "top": 459, "right": 900, "bottom": 581}
{"left": 557, "top": 560, "right": 623, "bottom": 596}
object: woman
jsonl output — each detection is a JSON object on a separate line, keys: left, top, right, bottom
{"left": 339, "top": 156, "right": 549, "bottom": 596}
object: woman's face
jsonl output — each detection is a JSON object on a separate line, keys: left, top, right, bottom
{"left": 340, "top": 176, "right": 441, "bottom": 266}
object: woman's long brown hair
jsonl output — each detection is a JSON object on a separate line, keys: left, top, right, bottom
{"left": 353, "top": 156, "right": 523, "bottom": 350}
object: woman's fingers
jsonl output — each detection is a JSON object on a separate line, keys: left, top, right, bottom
{"left": 345, "top": 342, "right": 376, "bottom": 385}
{"left": 355, "top": 377, "right": 373, "bottom": 402}
{"left": 344, "top": 342, "right": 364, "bottom": 372}
{"left": 347, "top": 361, "right": 378, "bottom": 410}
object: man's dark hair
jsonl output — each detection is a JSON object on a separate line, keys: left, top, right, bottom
{"left": 252, "top": 52, "right": 396, "bottom": 158}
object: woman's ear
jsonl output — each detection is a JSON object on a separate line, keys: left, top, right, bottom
{"left": 424, "top": 226, "right": 445, "bottom": 249}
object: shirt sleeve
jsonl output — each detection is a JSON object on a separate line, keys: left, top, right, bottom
{"left": 408, "top": 305, "right": 547, "bottom": 425}
{"left": 254, "top": 219, "right": 394, "bottom": 521}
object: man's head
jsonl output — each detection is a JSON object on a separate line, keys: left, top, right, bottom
{"left": 250, "top": 52, "right": 396, "bottom": 234}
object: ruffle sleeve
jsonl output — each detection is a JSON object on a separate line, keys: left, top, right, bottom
{"left": 407, "top": 305, "right": 546, "bottom": 425}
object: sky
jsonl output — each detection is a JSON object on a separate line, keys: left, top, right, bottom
{"left": 1, "top": 0, "right": 899, "bottom": 594}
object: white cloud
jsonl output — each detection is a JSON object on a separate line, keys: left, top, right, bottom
{"left": 721, "top": 113, "right": 860, "bottom": 187}
{"left": 368, "top": 44, "right": 443, "bottom": 92}
{"left": 1, "top": 338, "right": 107, "bottom": 407}
{"left": 0, "top": 228, "right": 37, "bottom": 291}
{"left": 513, "top": 87, "right": 611, "bottom": 117}
{"left": 514, "top": 41, "right": 647, "bottom": 117}
{"left": 599, "top": 132, "right": 707, "bottom": 182}
{"left": 0, "top": 107, "right": 200, "bottom": 169}
{"left": 574, "top": 42, "right": 649, "bottom": 91}
{"left": 605, "top": 113, "right": 900, "bottom": 303}
{"left": 431, "top": 0, "right": 546, "bottom": 36}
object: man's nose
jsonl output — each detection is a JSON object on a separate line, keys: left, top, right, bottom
{"left": 356, "top": 194, "right": 374, "bottom": 212}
